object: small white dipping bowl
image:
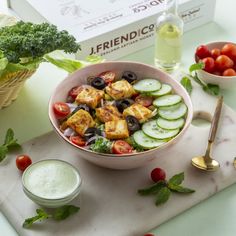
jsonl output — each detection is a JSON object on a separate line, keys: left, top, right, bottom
{"left": 49, "top": 61, "right": 193, "bottom": 170}
{"left": 22, "top": 159, "right": 82, "bottom": 208}
{"left": 196, "top": 42, "right": 236, "bottom": 89}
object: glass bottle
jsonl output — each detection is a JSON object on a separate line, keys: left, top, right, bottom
{"left": 154, "top": 0, "right": 184, "bottom": 71}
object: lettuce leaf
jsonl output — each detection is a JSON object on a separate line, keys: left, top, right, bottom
{"left": 44, "top": 53, "right": 104, "bottom": 73}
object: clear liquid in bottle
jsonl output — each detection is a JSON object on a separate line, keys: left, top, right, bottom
{"left": 154, "top": 0, "right": 183, "bottom": 71}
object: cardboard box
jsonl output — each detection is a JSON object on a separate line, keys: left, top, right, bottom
{"left": 8, "top": 0, "right": 216, "bottom": 60}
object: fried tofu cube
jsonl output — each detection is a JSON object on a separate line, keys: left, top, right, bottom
{"left": 96, "top": 105, "right": 123, "bottom": 123}
{"left": 66, "top": 109, "right": 95, "bottom": 136}
{"left": 123, "top": 103, "right": 152, "bottom": 123}
{"left": 76, "top": 85, "right": 104, "bottom": 109}
{"left": 105, "top": 120, "right": 129, "bottom": 139}
{"left": 105, "top": 80, "right": 135, "bottom": 100}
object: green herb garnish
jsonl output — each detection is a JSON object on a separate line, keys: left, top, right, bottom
{"left": 23, "top": 205, "right": 80, "bottom": 228}
{"left": 181, "top": 62, "right": 220, "bottom": 96}
{"left": 0, "top": 128, "right": 21, "bottom": 162}
{"left": 138, "top": 172, "right": 195, "bottom": 206}
{"left": 90, "top": 137, "right": 112, "bottom": 153}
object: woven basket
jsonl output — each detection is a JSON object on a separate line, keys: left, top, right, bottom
{"left": 0, "top": 70, "right": 36, "bottom": 109}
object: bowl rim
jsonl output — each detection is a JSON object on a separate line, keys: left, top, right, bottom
{"left": 196, "top": 41, "right": 236, "bottom": 79}
{"left": 48, "top": 61, "right": 193, "bottom": 158}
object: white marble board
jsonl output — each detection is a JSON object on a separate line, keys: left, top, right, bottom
{"left": 1, "top": 79, "right": 236, "bottom": 236}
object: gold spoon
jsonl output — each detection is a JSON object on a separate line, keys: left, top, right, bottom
{"left": 191, "top": 96, "right": 223, "bottom": 171}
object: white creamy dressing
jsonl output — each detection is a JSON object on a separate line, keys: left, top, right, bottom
{"left": 23, "top": 160, "right": 81, "bottom": 199}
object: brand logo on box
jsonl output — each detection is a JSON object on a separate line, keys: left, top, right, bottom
{"left": 89, "top": 24, "right": 155, "bottom": 56}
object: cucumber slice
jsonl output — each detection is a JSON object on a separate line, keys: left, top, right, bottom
{"left": 150, "top": 84, "right": 172, "bottom": 97}
{"left": 133, "top": 78, "right": 161, "bottom": 92}
{"left": 156, "top": 117, "right": 185, "bottom": 130}
{"left": 142, "top": 120, "right": 179, "bottom": 139}
{"left": 133, "top": 130, "right": 166, "bottom": 149}
{"left": 153, "top": 94, "right": 182, "bottom": 107}
{"left": 159, "top": 103, "right": 187, "bottom": 120}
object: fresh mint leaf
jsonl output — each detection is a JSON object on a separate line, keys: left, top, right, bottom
{"left": 23, "top": 209, "right": 50, "bottom": 228}
{"left": 0, "top": 146, "right": 8, "bottom": 162}
{"left": 189, "top": 62, "right": 204, "bottom": 73}
{"left": 23, "top": 205, "right": 80, "bottom": 228}
{"left": 53, "top": 205, "right": 80, "bottom": 221}
{"left": 155, "top": 187, "right": 171, "bottom": 206}
{"left": 203, "top": 84, "right": 220, "bottom": 96}
{"left": 168, "top": 184, "right": 195, "bottom": 193}
{"left": 0, "top": 128, "right": 21, "bottom": 162}
{"left": 4, "top": 128, "right": 14, "bottom": 145}
{"left": 168, "top": 172, "right": 184, "bottom": 186}
{"left": 138, "top": 181, "right": 166, "bottom": 196}
{"left": 180, "top": 77, "right": 192, "bottom": 94}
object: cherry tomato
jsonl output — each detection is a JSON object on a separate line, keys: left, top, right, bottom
{"left": 222, "top": 68, "right": 236, "bottom": 76}
{"left": 215, "top": 55, "right": 234, "bottom": 71}
{"left": 211, "top": 48, "right": 221, "bottom": 59}
{"left": 70, "top": 135, "right": 86, "bottom": 146}
{"left": 135, "top": 95, "right": 153, "bottom": 107}
{"left": 143, "top": 234, "right": 155, "bottom": 236}
{"left": 98, "top": 71, "right": 116, "bottom": 84}
{"left": 16, "top": 155, "right": 32, "bottom": 171}
{"left": 201, "top": 57, "right": 215, "bottom": 73}
{"left": 112, "top": 140, "right": 133, "bottom": 154}
{"left": 151, "top": 167, "right": 166, "bottom": 182}
{"left": 68, "top": 86, "right": 82, "bottom": 100}
{"left": 53, "top": 102, "right": 70, "bottom": 118}
{"left": 195, "top": 45, "right": 211, "bottom": 59}
{"left": 221, "top": 43, "right": 236, "bottom": 62}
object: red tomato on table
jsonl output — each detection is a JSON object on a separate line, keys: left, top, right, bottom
{"left": 16, "top": 155, "right": 32, "bottom": 171}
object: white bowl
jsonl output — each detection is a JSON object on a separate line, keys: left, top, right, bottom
{"left": 22, "top": 159, "right": 82, "bottom": 208}
{"left": 49, "top": 61, "right": 193, "bottom": 169}
{"left": 196, "top": 41, "right": 236, "bottom": 89}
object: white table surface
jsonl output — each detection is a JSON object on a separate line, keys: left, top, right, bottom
{"left": 1, "top": 0, "right": 236, "bottom": 235}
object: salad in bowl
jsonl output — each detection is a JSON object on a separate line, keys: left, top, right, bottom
{"left": 49, "top": 61, "right": 193, "bottom": 169}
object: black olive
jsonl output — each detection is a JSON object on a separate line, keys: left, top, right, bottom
{"left": 125, "top": 115, "right": 140, "bottom": 134}
{"left": 84, "top": 127, "right": 102, "bottom": 143}
{"left": 115, "top": 99, "right": 134, "bottom": 113}
{"left": 91, "top": 77, "right": 106, "bottom": 90}
{"left": 121, "top": 71, "right": 138, "bottom": 84}
{"left": 71, "top": 104, "right": 91, "bottom": 115}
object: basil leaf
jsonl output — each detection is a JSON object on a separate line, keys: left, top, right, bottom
{"left": 23, "top": 209, "right": 50, "bottom": 228}
{"left": 155, "top": 187, "right": 171, "bottom": 206}
{"left": 189, "top": 62, "right": 204, "bottom": 73}
{"left": 0, "top": 146, "right": 8, "bottom": 162}
{"left": 138, "top": 181, "right": 166, "bottom": 196}
{"left": 180, "top": 77, "right": 192, "bottom": 94}
{"left": 4, "top": 128, "right": 14, "bottom": 146}
{"left": 53, "top": 205, "right": 80, "bottom": 221}
{"left": 203, "top": 84, "right": 220, "bottom": 96}
{"left": 168, "top": 184, "right": 195, "bottom": 193}
{"left": 168, "top": 172, "right": 184, "bottom": 185}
